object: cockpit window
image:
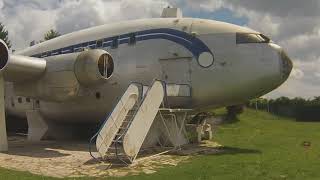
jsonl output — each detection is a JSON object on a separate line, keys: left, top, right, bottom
{"left": 236, "top": 33, "right": 270, "bottom": 44}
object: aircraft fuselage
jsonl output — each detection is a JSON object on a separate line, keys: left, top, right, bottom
{"left": 5, "top": 18, "right": 292, "bottom": 123}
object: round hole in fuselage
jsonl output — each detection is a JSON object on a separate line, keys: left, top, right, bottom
{"left": 98, "top": 54, "right": 114, "bottom": 79}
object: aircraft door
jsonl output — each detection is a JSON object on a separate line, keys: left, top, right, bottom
{"left": 159, "top": 57, "right": 192, "bottom": 84}
{"left": 159, "top": 57, "right": 192, "bottom": 108}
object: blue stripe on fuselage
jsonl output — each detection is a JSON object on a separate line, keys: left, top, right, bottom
{"left": 32, "top": 28, "right": 212, "bottom": 59}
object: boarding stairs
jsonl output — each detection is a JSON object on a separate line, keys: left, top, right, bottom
{"left": 94, "top": 80, "right": 165, "bottom": 164}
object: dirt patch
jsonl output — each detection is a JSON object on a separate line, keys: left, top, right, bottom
{"left": 0, "top": 136, "right": 221, "bottom": 178}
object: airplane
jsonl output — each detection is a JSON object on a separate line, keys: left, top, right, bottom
{"left": 0, "top": 7, "right": 292, "bottom": 162}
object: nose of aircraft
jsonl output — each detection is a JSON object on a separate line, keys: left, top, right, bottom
{"left": 269, "top": 43, "right": 293, "bottom": 81}
{"left": 279, "top": 49, "right": 293, "bottom": 81}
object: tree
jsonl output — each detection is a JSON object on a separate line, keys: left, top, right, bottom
{"left": 312, "top": 96, "right": 320, "bottom": 103}
{"left": 0, "top": 23, "right": 11, "bottom": 49}
{"left": 44, "top": 29, "right": 61, "bottom": 41}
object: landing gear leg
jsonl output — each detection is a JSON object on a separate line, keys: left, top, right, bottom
{"left": 186, "top": 112, "right": 214, "bottom": 143}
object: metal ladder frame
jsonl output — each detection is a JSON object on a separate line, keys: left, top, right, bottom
{"left": 121, "top": 79, "right": 166, "bottom": 162}
{"left": 89, "top": 79, "right": 192, "bottom": 164}
{"left": 89, "top": 82, "right": 144, "bottom": 162}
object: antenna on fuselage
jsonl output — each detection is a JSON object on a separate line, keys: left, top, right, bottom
{"left": 161, "top": 7, "right": 183, "bottom": 18}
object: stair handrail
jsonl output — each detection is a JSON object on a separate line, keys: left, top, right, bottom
{"left": 88, "top": 82, "right": 144, "bottom": 161}
{"left": 113, "top": 79, "right": 163, "bottom": 162}
{"left": 113, "top": 79, "right": 165, "bottom": 160}
{"left": 121, "top": 79, "right": 167, "bottom": 161}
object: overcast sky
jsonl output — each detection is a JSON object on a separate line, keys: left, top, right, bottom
{"left": 0, "top": 0, "right": 319, "bottom": 99}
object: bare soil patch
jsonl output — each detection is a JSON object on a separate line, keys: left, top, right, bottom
{"left": 0, "top": 136, "right": 221, "bottom": 178}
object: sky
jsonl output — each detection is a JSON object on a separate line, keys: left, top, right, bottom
{"left": 0, "top": 0, "right": 319, "bottom": 99}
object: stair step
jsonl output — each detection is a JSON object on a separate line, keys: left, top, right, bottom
{"left": 106, "top": 155, "right": 129, "bottom": 160}
{"left": 116, "top": 134, "right": 124, "bottom": 138}
{"left": 109, "top": 144, "right": 123, "bottom": 149}
{"left": 96, "top": 80, "right": 164, "bottom": 164}
{"left": 112, "top": 140, "right": 123, "bottom": 143}
{"left": 95, "top": 83, "right": 140, "bottom": 158}
{"left": 109, "top": 148, "right": 124, "bottom": 153}
{"left": 117, "top": 128, "right": 127, "bottom": 133}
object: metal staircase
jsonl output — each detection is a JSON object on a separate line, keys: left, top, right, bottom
{"left": 95, "top": 83, "right": 140, "bottom": 161}
{"left": 93, "top": 80, "right": 165, "bottom": 164}
{"left": 105, "top": 109, "right": 138, "bottom": 164}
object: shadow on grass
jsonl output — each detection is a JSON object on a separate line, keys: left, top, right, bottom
{"left": 169, "top": 142, "right": 261, "bottom": 157}
{"left": 82, "top": 145, "right": 262, "bottom": 169}
{"left": 217, "top": 115, "right": 240, "bottom": 124}
{"left": 214, "top": 146, "right": 261, "bottom": 156}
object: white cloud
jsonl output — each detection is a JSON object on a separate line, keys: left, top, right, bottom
{"left": 177, "top": 0, "right": 320, "bottom": 98}
{"left": 290, "top": 68, "right": 304, "bottom": 80}
{"left": 1, "top": 0, "right": 169, "bottom": 49}
{"left": 266, "top": 77, "right": 320, "bottom": 99}
{"left": 0, "top": 0, "right": 319, "bottom": 98}
{"left": 315, "top": 73, "right": 320, "bottom": 78}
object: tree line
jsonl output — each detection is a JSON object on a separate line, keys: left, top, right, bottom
{"left": 0, "top": 22, "right": 60, "bottom": 49}
{"left": 248, "top": 97, "right": 320, "bottom": 121}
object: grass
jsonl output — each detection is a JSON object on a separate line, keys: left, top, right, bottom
{"left": 1, "top": 109, "right": 320, "bottom": 180}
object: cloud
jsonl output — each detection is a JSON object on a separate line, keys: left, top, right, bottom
{"left": 1, "top": 0, "right": 168, "bottom": 49}
{"left": 0, "top": 0, "right": 319, "bottom": 98}
{"left": 234, "top": 0, "right": 320, "bottom": 98}
{"left": 315, "top": 72, "right": 320, "bottom": 78}
{"left": 290, "top": 68, "right": 304, "bottom": 80}
{"left": 266, "top": 77, "right": 320, "bottom": 99}
{"left": 176, "top": 0, "right": 320, "bottom": 98}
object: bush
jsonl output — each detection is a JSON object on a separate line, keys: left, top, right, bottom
{"left": 248, "top": 97, "right": 320, "bottom": 121}
{"left": 226, "top": 105, "right": 244, "bottom": 119}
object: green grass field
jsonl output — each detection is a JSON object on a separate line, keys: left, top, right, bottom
{"left": 1, "top": 109, "right": 320, "bottom": 180}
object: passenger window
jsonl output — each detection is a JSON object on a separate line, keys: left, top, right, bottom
{"left": 129, "top": 33, "right": 136, "bottom": 45}
{"left": 26, "top": 98, "right": 31, "bottom": 103}
{"left": 111, "top": 37, "right": 119, "bottom": 49}
{"left": 82, "top": 42, "right": 88, "bottom": 49}
{"left": 96, "top": 39, "right": 103, "bottom": 48}
{"left": 96, "top": 92, "right": 101, "bottom": 99}
{"left": 18, "top": 97, "right": 22, "bottom": 103}
{"left": 11, "top": 98, "right": 14, "bottom": 107}
{"left": 35, "top": 100, "right": 40, "bottom": 109}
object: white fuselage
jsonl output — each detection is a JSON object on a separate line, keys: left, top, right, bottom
{"left": 5, "top": 18, "right": 291, "bottom": 123}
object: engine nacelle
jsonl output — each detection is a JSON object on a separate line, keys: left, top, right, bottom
{"left": 0, "top": 40, "right": 46, "bottom": 82}
{"left": 0, "top": 39, "right": 115, "bottom": 101}
{"left": 0, "top": 40, "right": 8, "bottom": 70}
{"left": 74, "top": 49, "right": 114, "bottom": 86}
{"left": 19, "top": 49, "right": 114, "bottom": 101}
